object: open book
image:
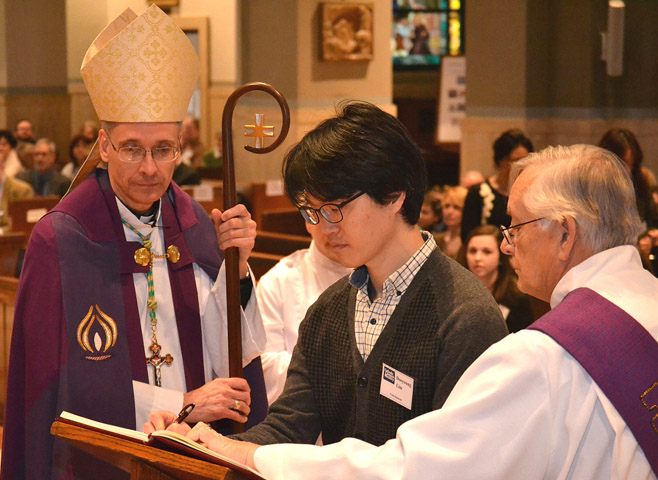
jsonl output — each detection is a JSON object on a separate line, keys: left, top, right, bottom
{"left": 57, "top": 411, "right": 267, "bottom": 480}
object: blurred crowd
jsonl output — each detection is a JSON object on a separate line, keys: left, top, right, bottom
{"left": 0, "top": 116, "right": 225, "bottom": 203}
{"left": 418, "top": 128, "right": 658, "bottom": 330}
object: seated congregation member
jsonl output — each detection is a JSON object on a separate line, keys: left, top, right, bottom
{"left": 163, "top": 144, "right": 657, "bottom": 479}
{"left": 172, "top": 151, "right": 202, "bottom": 186}
{"left": 434, "top": 185, "right": 467, "bottom": 259}
{"left": 461, "top": 129, "right": 533, "bottom": 242}
{"left": 417, "top": 186, "right": 443, "bottom": 234}
{"left": 14, "top": 118, "right": 35, "bottom": 145}
{"left": 181, "top": 116, "right": 206, "bottom": 169}
{"left": 16, "top": 138, "right": 70, "bottom": 197}
{"left": 79, "top": 119, "right": 100, "bottom": 143}
{"left": 0, "top": 130, "right": 25, "bottom": 178}
{"left": 146, "top": 101, "right": 507, "bottom": 448}
{"left": 460, "top": 169, "right": 484, "bottom": 189}
{"left": 599, "top": 128, "right": 658, "bottom": 230}
{"left": 461, "top": 225, "right": 534, "bottom": 332}
{"left": 203, "top": 129, "right": 223, "bottom": 168}
{"left": 15, "top": 141, "right": 34, "bottom": 170}
{"left": 637, "top": 230, "right": 657, "bottom": 276}
{"left": 61, "top": 134, "right": 94, "bottom": 180}
{"left": 257, "top": 220, "right": 353, "bottom": 404}
{"left": 0, "top": 136, "right": 34, "bottom": 230}
{"left": 1, "top": 6, "right": 267, "bottom": 479}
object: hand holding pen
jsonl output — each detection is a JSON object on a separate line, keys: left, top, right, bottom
{"left": 175, "top": 403, "right": 195, "bottom": 424}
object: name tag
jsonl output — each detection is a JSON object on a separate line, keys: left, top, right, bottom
{"left": 379, "top": 363, "right": 414, "bottom": 410}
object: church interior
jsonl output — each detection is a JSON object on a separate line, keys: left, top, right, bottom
{"left": 0, "top": 0, "right": 657, "bottom": 472}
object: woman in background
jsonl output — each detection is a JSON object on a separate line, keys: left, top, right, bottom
{"left": 460, "top": 225, "right": 534, "bottom": 333}
{"left": 61, "top": 134, "right": 93, "bottom": 180}
{"left": 417, "top": 186, "right": 444, "bottom": 234}
{"left": 0, "top": 130, "right": 24, "bottom": 178}
{"left": 460, "top": 129, "right": 534, "bottom": 242}
{"left": 434, "top": 186, "right": 466, "bottom": 259}
{"left": 599, "top": 128, "right": 658, "bottom": 229}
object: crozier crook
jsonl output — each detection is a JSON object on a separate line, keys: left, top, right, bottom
{"left": 221, "top": 83, "right": 290, "bottom": 430}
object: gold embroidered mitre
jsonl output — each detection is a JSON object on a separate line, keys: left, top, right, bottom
{"left": 80, "top": 4, "right": 199, "bottom": 123}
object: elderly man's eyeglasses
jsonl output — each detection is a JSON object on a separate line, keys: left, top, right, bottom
{"left": 500, "top": 217, "right": 544, "bottom": 245}
{"left": 106, "top": 133, "right": 180, "bottom": 163}
{"left": 298, "top": 191, "right": 365, "bottom": 225}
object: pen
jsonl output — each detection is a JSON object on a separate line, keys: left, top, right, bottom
{"left": 175, "top": 403, "right": 195, "bottom": 424}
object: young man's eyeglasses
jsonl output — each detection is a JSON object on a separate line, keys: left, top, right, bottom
{"left": 298, "top": 191, "right": 365, "bottom": 225}
{"left": 106, "top": 133, "right": 180, "bottom": 163}
{"left": 500, "top": 217, "right": 544, "bottom": 245}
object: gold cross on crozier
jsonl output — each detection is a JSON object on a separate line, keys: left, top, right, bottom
{"left": 245, "top": 114, "right": 274, "bottom": 148}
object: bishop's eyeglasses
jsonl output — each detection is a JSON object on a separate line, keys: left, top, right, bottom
{"left": 106, "top": 133, "right": 180, "bottom": 163}
{"left": 298, "top": 191, "right": 365, "bottom": 225}
{"left": 500, "top": 217, "right": 544, "bottom": 245}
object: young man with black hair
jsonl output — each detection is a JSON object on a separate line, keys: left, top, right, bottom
{"left": 147, "top": 101, "right": 507, "bottom": 449}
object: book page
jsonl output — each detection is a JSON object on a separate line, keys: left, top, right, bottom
{"left": 59, "top": 411, "right": 148, "bottom": 442}
{"left": 58, "top": 411, "right": 267, "bottom": 480}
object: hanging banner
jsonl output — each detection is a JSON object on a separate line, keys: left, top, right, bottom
{"left": 436, "top": 56, "right": 466, "bottom": 144}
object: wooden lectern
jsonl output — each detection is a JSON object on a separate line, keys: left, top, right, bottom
{"left": 51, "top": 420, "right": 255, "bottom": 480}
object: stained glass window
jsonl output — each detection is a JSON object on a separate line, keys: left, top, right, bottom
{"left": 392, "top": 0, "right": 464, "bottom": 69}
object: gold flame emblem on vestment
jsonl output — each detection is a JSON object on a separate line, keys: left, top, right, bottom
{"left": 77, "top": 305, "right": 118, "bottom": 360}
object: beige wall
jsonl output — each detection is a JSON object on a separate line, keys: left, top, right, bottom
{"left": 0, "top": 1, "right": 7, "bottom": 95}
{"left": 67, "top": 0, "right": 240, "bottom": 145}
{"left": 64, "top": 0, "right": 394, "bottom": 184}
{"left": 234, "top": 0, "right": 394, "bottom": 184}
{"left": 0, "top": 0, "right": 70, "bottom": 153}
{"left": 463, "top": 0, "right": 658, "bottom": 180}
{"left": 66, "top": 0, "right": 240, "bottom": 85}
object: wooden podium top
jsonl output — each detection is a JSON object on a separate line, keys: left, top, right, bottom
{"left": 51, "top": 421, "right": 253, "bottom": 480}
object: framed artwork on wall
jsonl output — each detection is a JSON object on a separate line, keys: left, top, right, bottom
{"left": 321, "top": 3, "right": 374, "bottom": 61}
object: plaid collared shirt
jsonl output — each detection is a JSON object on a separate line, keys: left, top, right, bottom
{"left": 350, "top": 232, "right": 436, "bottom": 361}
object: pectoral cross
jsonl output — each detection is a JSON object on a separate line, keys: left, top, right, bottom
{"left": 146, "top": 342, "right": 173, "bottom": 387}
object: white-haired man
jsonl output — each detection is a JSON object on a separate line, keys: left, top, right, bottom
{"left": 152, "top": 144, "right": 657, "bottom": 479}
{"left": 16, "top": 138, "right": 70, "bottom": 197}
{"left": 1, "top": 6, "right": 267, "bottom": 479}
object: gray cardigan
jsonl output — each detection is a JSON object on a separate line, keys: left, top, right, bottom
{"left": 237, "top": 250, "right": 507, "bottom": 446}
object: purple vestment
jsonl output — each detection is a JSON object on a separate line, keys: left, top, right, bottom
{"left": 529, "top": 287, "right": 658, "bottom": 473}
{"left": 1, "top": 169, "right": 266, "bottom": 479}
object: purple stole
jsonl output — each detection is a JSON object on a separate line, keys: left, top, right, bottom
{"left": 529, "top": 288, "right": 658, "bottom": 473}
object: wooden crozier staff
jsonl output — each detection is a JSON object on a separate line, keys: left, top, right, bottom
{"left": 222, "top": 83, "right": 290, "bottom": 432}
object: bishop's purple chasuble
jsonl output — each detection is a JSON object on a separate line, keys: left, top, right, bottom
{"left": 1, "top": 169, "right": 266, "bottom": 479}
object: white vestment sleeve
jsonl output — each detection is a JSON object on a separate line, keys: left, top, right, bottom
{"left": 252, "top": 331, "right": 617, "bottom": 480}
{"left": 256, "top": 270, "right": 292, "bottom": 404}
{"left": 198, "top": 262, "right": 266, "bottom": 379}
{"left": 252, "top": 248, "right": 657, "bottom": 480}
{"left": 253, "top": 334, "right": 553, "bottom": 479}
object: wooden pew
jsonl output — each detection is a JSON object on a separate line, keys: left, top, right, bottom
{"left": 0, "top": 233, "right": 26, "bottom": 277}
{"left": 259, "top": 208, "right": 308, "bottom": 237}
{"left": 249, "top": 251, "right": 283, "bottom": 280}
{"left": 197, "top": 166, "right": 221, "bottom": 180}
{"left": 0, "top": 275, "right": 18, "bottom": 424}
{"left": 8, "top": 197, "right": 60, "bottom": 244}
{"left": 248, "top": 182, "right": 294, "bottom": 227}
{"left": 254, "top": 230, "right": 311, "bottom": 257}
{"left": 181, "top": 182, "right": 223, "bottom": 215}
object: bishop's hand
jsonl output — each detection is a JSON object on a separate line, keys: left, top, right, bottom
{"left": 211, "top": 203, "right": 256, "bottom": 279}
